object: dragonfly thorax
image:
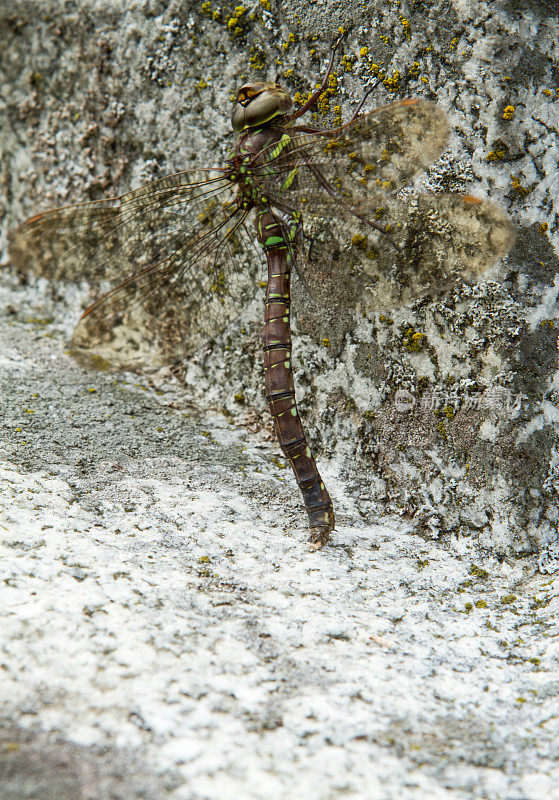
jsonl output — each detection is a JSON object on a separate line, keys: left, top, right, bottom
{"left": 232, "top": 126, "right": 287, "bottom": 207}
{"left": 231, "top": 82, "right": 292, "bottom": 132}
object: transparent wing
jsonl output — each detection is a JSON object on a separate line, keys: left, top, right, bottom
{"left": 285, "top": 193, "right": 515, "bottom": 349}
{"left": 252, "top": 99, "right": 451, "bottom": 217}
{"left": 9, "top": 169, "right": 265, "bottom": 359}
{"left": 10, "top": 170, "right": 231, "bottom": 282}
{"left": 248, "top": 98, "right": 515, "bottom": 346}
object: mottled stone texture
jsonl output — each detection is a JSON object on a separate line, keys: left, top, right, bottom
{"left": 1, "top": 0, "right": 558, "bottom": 558}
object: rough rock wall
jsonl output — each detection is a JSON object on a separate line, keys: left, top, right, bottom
{"left": 1, "top": 0, "right": 558, "bottom": 560}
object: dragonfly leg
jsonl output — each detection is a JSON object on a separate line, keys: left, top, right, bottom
{"left": 256, "top": 208, "right": 335, "bottom": 547}
{"left": 288, "top": 35, "right": 344, "bottom": 122}
{"left": 346, "top": 79, "right": 382, "bottom": 124}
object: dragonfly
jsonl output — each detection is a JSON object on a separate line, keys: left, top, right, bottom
{"left": 9, "top": 41, "right": 515, "bottom": 548}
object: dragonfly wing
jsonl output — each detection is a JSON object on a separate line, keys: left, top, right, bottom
{"left": 400, "top": 192, "right": 516, "bottom": 281}
{"left": 71, "top": 203, "right": 262, "bottom": 362}
{"left": 9, "top": 169, "right": 233, "bottom": 283}
{"left": 254, "top": 98, "right": 514, "bottom": 325}
{"left": 286, "top": 192, "right": 515, "bottom": 346}
{"left": 10, "top": 170, "right": 265, "bottom": 362}
{"left": 253, "top": 98, "right": 451, "bottom": 212}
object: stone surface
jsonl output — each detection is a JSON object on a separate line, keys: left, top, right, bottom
{"left": 1, "top": 2, "right": 559, "bottom": 795}
{"left": 1, "top": 274, "right": 559, "bottom": 798}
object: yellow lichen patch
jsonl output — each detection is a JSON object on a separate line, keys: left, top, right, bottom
{"left": 502, "top": 104, "right": 515, "bottom": 120}
{"left": 322, "top": 138, "right": 344, "bottom": 152}
{"left": 249, "top": 49, "right": 266, "bottom": 70}
{"left": 327, "top": 73, "right": 338, "bottom": 94}
{"left": 383, "top": 69, "right": 400, "bottom": 91}
{"left": 402, "top": 326, "right": 425, "bottom": 352}
{"left": 511, "top": 174, "right": 531, "bottom": 197}
{"left": 540, "top": 221, "right": 549, "bottom": 235}
{"left": 351, "top": 233, "right": 368, "bottom": 248}
{"left": 443, "top": 405, "right": 455, "bottom": 420}
{"left": 470, "top": 564, "right": 489, "bottom": 579}
{"left": 543, "top": 88, "right": 552, "bottom": 97}
{"left": 400, "top": 17, "right": 411, "bottom": 39}
{"left": 211, "top": 271, "right": 226, "bottom": 293}
{"left": 198, "top": 198, "right": 218, "bottom": 222}
{"left": 341, "top": 54, "right": 354, "bottom": 72}
{"left": 226, "top": 5, "right": 247, "bottom": 34}
{"left": 450, "top": 36, "right": 459, "bottom": 49}
{"left": 486, "top": 149, "right": 505, "bottom": 162}
{"left": 201, "top": 1, "right": 212, "bottom": 14}
{"left": 322, "top": 338, "right": 331, "bottom": 347}
{"left": 407, "top": 61, "right": 420, "bottom": 78}
{"left": 282, "top": 32, "right": 295, "bottom": 52}
{"left": 500, "top": 594, "right": 517, "bottom": 605}
{"left": 359, "top": 46, "right": 369, "bottom": 58}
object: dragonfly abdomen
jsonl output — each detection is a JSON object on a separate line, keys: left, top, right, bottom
{"left": 256, "top": 208, "right": 334, "bottom": 547}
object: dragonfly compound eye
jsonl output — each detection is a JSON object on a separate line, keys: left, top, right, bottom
{"left": 231, "top": 83, "right": 293, "bottom": 131}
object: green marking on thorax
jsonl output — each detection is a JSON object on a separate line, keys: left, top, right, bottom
{"left": 270, "top": 133, "right": 292, "bottom": 160}
{"left": 281, "top": 166, "right": 299, "bottom": 191}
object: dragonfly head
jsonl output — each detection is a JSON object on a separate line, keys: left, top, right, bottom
{"left": 231, "top": 82, "right": 293, "bottom": 131}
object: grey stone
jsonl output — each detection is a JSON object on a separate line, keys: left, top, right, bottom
{"left": 460, "top": 508, "right": 490, "bottom": 530}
